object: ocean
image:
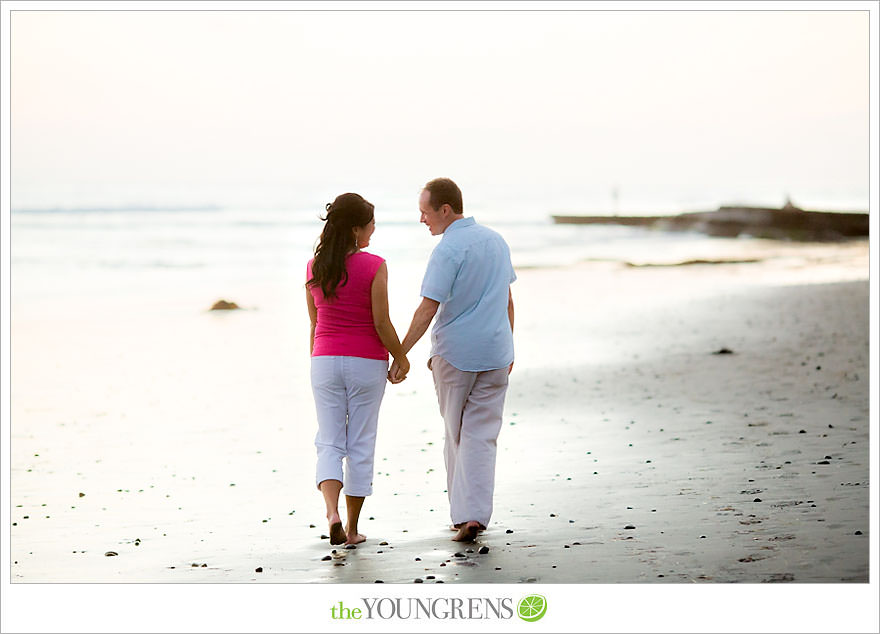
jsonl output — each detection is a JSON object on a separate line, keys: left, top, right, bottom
{"left": 8, "top": 201, "right": 866, "bottom": 315}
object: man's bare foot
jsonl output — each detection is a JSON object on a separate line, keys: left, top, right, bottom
{"left": 450, "top": 523, "right": 485, "bottom": 532}
{"left": 345, "top": 532, "right": 366, "bottom": 545}
{"left": 328, "top": 513, "right": 346, "bottom": 545}
{"left": 452, "top": 521, "right": 481, "bottom": 542}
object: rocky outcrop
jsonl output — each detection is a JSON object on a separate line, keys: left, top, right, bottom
{"left": 552, "top": 204, "right": 869, "bottom": 242}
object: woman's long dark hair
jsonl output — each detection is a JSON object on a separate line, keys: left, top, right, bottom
{"left": 307, "top": 192, "right": 375, "bottom": 300}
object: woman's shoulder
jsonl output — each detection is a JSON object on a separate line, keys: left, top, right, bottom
{"left": 354, "top": 251, "right": 385, "bottom": 266}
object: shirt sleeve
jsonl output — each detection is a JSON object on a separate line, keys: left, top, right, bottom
{"left": 420, "top": 244, "right": 458, "bottom": 303}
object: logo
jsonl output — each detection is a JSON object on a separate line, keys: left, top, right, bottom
{"left": 517, "top": 594, "right": 547, "bottom": 622}
{"left": 328, "top": 595, "right": 548, "bottom": 622}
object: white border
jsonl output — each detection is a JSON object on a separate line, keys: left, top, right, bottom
{"left": 1, "top": 2, "right": 877, "bottom": 633}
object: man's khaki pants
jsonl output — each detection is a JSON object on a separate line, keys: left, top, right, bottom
{"left": 431, "top": 356, "right": 509, "bottom": 528}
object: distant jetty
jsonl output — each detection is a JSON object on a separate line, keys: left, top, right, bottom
{"left": 552, "top": 202, "right": 869, "bottom": 242}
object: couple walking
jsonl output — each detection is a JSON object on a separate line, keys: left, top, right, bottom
{"left": 306, "top": 178, "right": 516, "bottom": 546}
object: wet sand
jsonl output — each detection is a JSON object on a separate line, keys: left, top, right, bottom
{"left": 8, "top": 241, "right": 871, "bottom": 586}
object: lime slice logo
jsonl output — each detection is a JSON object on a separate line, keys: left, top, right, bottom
{"left": 517, "top": 594, "right": 547, "bottom": 622}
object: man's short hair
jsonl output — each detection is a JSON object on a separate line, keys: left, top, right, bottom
{"left": 424, "top": 178, "right": 463, "bottom": 215}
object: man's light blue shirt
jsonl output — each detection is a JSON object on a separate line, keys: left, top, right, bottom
{"left": 420, "top": 216, "right": 516, "bottom": 372}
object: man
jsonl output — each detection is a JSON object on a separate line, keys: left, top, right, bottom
{"left": 390, "top": 177, "right": 515, "bottom": 543}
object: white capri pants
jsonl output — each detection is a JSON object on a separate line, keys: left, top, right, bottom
{"left": 311, "top": 355, "right": 388, "bottom": 497}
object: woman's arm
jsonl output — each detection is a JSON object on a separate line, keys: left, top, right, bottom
{"left": 306, "top": 285, "right": 317, "bottom": 355}
{"left": 371, "top": 263, "right": 409, "bottom": 380}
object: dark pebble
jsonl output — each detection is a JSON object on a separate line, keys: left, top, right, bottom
{"left": 505, "top": 529, "right": 513, "bottom": 534}
{"left": 440, "top": 563, "right": 446, "bottom": 567}
{"left": 700, "top": 536, "right": 706, "bottom": 539}
{"left": 377, "top": 550, "right": 383, "bottom": 553}
{"left": 550, "top": 513, "right": 556, "bottom": 517}
{"left": 426, "top": 575, "right": 435, "bottom": 579}
{"left": 321, "top": 555, "right": 331, "bottom": 561}
{"left": 624, "top": 525, "right": 636, "bottom": 529}
{"left": 414, "top": 578, "right": 423, "bottom": 583}
{"left": 453, "top": 552, "right": 465, "bottom": 558}
{"left": 824, "top": 455, "right": 832, "bottom": 459}
{"left": 495, "top": 567, "right": 502, "bottom": 571}
{"left": 344, "top": 544, "right": 357, "bottom": 550}
{"left": 572, "top": 542, "right": 581, "bottom": 545}
{"left": 436, "top": 580, "right": 444, "bottom": 583}
{"left": 478, "top": 546, "right": 489, "bottom": 554}
{"left": 415, "top": 557, "right": 421, "bottom": 561}
{"left": 374, "top": 580, "right": 384, "bottom": 583}
{"left": 379, "top": 541, "right": 389, "bottom": 545}
{"left": 465, "top": 548, "right": 474, "bottom": 553}
{"left": 564, "top": 545, "right": 570, "bottom": 548}
{"left": 754, "top": 498, "right": 762, "bottom": 502}
{"left": 78, "top": 493, "right": 85, "bottom": 497}
{"left": 713, "top": 348, "right": 734, "bottom": 355}
{"left": 855, "top": 531, "right": 863, "bottom": 535}
{"left": 817, "top": 461, "right": 830, "bottom": 465}
{"left": 320, "top": 534, "right": 329, "bottom": 539}
{"left": 104, "top": 551, "right": 118, "bottom": 557}
{"left": 309, "top": 524, "right": 316, "bottom": 528}
{"left": 369, "top": 517, "right": 374, "bottom": 520}
{"left": 799, "top": 430, "right": 806, "bottom": 434}
{"left": 255, "top": 567, "right": 263, "bottom": 573}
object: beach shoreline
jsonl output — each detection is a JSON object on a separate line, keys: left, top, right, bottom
{"left": 8, "top": 241, "right": 870, "bottom": 585}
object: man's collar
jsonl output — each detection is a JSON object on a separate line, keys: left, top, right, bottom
{"left": 444, "top": 216, "right": 475, "bottom": 234}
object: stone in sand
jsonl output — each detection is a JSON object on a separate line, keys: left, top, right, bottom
{"left": 321, "top": 555, "right": 331, "bottom": 561}
{"left": 210, "top": 300, "right": 240, "bottom": 310}
{"left": 478, "top": 546, "right": 489, "bottom": 554}
{"left": 104, "top": 551, "right": 118, "bottom": 557}
{"left": 255, "top": 567, "right": 263, "bottom": 572}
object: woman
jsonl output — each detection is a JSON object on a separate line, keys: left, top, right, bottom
{"left": 306, "top": 192, "right": 410, "bottom": 546}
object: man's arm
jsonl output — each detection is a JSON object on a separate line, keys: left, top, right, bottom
{"left": 401, "top": 297, "right": 440, "bottom": 353}
{"left": 507, "top": 287, "right": 515, "bottom": 374}
{"left": 389, "top": 297, "right": 440, "bottom": 383}
{"left": 508, "top": 287, "right": 514, "bottom": 333}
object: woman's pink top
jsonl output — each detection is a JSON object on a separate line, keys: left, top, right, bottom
{"left": 307, "top": 251, "right": 388, "bottom": 361}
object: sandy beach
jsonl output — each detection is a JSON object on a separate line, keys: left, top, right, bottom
{"left": 7, "top": 238, "right": 871, "bottom": 590}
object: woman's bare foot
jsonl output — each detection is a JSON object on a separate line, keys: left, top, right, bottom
{"left": 328, "top": 512, "right": 346, "bottom": 545}
{"left": 452, "top": 521, "right": 481, "bottom": 542}
{"left": 345, "top": 532, "right": 366, "bottom": 545}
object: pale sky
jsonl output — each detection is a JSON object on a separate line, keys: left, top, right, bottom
{"left": 9, "top": 8, "right": 870, "bottom": 211}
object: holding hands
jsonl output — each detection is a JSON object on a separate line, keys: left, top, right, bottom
{"left": 388, "top": 355, "right": 409, "bottom": 384}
